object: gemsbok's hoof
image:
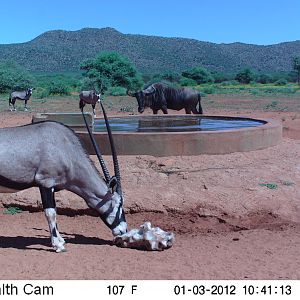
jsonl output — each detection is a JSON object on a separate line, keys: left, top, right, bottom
{"left": 55, "top": 248, "right": 67, "bottom": 253}
{"left": 54, "top": 245, "right": 67, "bottom": 253}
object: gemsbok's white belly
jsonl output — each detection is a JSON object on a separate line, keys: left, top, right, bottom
{"left": 0, "top": 185, "right": 19, "bottom": 193}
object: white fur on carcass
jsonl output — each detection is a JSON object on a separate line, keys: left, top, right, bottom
{"left": 114, "top": 222, "right": 175, "bottom": 251}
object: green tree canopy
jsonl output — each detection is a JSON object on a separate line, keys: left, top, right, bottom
{"left": 80, "top": 52, "right": 143, "bottom": 92}
{"left": 235, "top": 68, "right": 255, "bottom": 84}
{"left": 181, "top": 66, "right": 214, "bottom": 84}
{"left": 0, "top": 60, "right": 35, "bottom": 93}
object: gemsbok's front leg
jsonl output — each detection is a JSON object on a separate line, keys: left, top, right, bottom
{"left": 39, "top": 187, "right": 66, "bottom": 252}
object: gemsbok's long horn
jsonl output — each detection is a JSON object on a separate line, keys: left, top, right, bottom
{"left": 81, "top": 109, "right": 111, "bottom": 184}
{"left": 99, "top": 100, "right": 122, "bottom": 197}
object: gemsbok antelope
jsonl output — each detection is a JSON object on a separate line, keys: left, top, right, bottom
{"left": 0, "top": 121, "right": 127, "bottom": 252}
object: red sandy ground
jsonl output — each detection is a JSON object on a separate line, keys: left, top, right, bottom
{"left": 0, "top": 95, "right": 300, "bottom": 279}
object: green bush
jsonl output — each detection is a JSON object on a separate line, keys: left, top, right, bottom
{"left": 256, "top": 74, "right": 273, "bottom": 84}
{"left": 182, "top": 66, "right": 214, "bottom": 84}
{"left": 235, "top": 68, "right": 255, "bottom": 84}
{"left": 0, "top": 61, "right": 35, "bottom": 92}
{"left": 152, "top": 72, "right": 182, "bottom": 83}
{"left": 107, "top": 86, "right": 127, "bottom": 96}
{"left": 34, "top": 87, "right": 49, "bottom": 98}
{"left": 274, "top": 78, "right": 288, "bottom": 86}
{"left": 200, "top": 86, "right": 215, "bottom": 94}
{"left": 219, "top": 80, "right": 240, "bottom": 86}
{"left": 48, "top": 81, "right": 70, "bottom": 95}
{"left": 179, "top": 77, "right": 197, "bottom": 86}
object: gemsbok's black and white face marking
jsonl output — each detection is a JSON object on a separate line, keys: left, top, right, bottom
{"left": 86, "top": 190, "right": 127, "bottom": 237}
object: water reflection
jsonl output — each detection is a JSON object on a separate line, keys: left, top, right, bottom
{"left": 93, "top": 116, "right": 266, "bottom": 132}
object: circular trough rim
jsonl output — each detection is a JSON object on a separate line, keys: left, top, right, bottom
{"left": 76, "top": 115, "right": 282, "bottom": 156}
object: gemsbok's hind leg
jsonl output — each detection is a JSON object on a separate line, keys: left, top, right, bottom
{"left": 39, "top": 187, "right": 66, "bottom": 252}
{"left": 92, "top": 104, "right": 96, "bottom": 117}
{"left": 9, "top": 99, "right": 16, "bottom": 111}
{"left": 24, "top": 99, "right": 28, "bottom": 111}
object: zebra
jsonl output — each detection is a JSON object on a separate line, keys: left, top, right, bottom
{"left": 0, "top": 121, "right": 127, "bottom": 252}
{"left": 9, "top": 88, "right": 34, "bottom": 112}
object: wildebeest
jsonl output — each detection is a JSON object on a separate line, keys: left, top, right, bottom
{"left": 129, "top": 83, "right": 203, "bottom": 114}
{"left": 9, "top": 88, "right": 34, "bottom": 111}
{"left": 79, "top": 90, "right": 101, "bottom": 117}
{"left": 0, "top": 121, "right": 127, "bottom": 252}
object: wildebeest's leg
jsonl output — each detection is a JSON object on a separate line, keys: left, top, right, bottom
{"left": 39, "top": 187, "right": 66, "bottom": 252}
{"left": 191, "top": 107, "right": 198, "bottom": 114}
{"left": 162, "top": 106, "right": 168, "bottom": 114}
{"left": 185, "top": 107, "right": 192, "bottom": 114}
{"left": 152, "top": 109, "right": 159, "bottom": 114}
{"left": 92, "top": 104, "right": 96, "bottom": 117}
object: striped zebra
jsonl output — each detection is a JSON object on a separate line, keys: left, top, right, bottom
{"left": 0, "top": 121, "right": 127, "bottom": 252}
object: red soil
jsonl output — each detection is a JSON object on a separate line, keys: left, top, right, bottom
{"left": 0, "top": 101, "right": 300, "bottom": 279}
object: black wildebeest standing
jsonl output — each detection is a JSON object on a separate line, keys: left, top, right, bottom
{"left": 79, "top": 90, "right": 101, "bottom": 117}
{"left": 9, "top": 88, "right": 34, "bottom": 111}
{"left": 129, "top": 82, "right": 203, "bottom": 115}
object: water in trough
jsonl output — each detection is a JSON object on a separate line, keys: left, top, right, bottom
{"left": 93, "top": 116, "right": 266, "bottom": 132}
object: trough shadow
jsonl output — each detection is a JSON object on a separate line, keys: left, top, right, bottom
{"left": 0, "top": 233, "right": 114, "bottom": 252}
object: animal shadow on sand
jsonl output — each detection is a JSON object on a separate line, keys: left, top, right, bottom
{"left": 0, "top": 228, "right": 114, "bottom": 252}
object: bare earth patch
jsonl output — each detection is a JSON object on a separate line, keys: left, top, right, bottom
{"left": 0, "top": 95, "right": 300, "bottom": 279}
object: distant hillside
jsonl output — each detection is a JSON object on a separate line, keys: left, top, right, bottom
{"left": 0, "top": 27, "right": 299, "bottom": 74}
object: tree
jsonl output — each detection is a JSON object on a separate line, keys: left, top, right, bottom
{"left": 80, "top": 52, "right": 143, "bottom": 92}
{"left": 0, "top": 60, "right": 35, "bottom": 93}
{"left": 181, "top": 66, "right": 214, "bottom": 84}
{"left": 235, "top": 68, "right": 254, "bottom": 84}
{"left": 292, "top": 57, "right": 300, "bottom": 85}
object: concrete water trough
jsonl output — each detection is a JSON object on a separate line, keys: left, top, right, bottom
{"left": 32, "top": 113, "right": 282, "bottom": 156}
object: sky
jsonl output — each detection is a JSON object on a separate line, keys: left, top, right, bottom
{"left": 0, "top": 0, "right": 299, "bottom": 45}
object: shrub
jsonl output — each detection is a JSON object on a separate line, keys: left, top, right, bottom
{"left": 48, "top": 81, "right": 70, "bottom": 95}
{"left": 256, "top": 74, "right": 273, "bottom": 84}
{"left": 200, "top": 86, "right": 216, "bottom": 94}
{"left": 34, "top": 87, "right": 49, "bottom": 98}
{"left": 107, "top": 86, "right": 127, "bottom": 96}
{"left": 274, "top": 78, "right": 288, "bottom": 86}
{"left": 0, "top": 61, "right": 35, "bottom": 93}
{"left": 179, "top": 77, "right": 197, "bottom": 86}
{"left": 219, "top": 80, "right": 240, "bottom": 86}
{"left": 182, "top": 66, "right": 214, "bottom": 84}
{"left": 152, "top": 72, "right": 182, "bottom": 83}
{"left": 235, "top": 68, "right": 255, "bottom": 84}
